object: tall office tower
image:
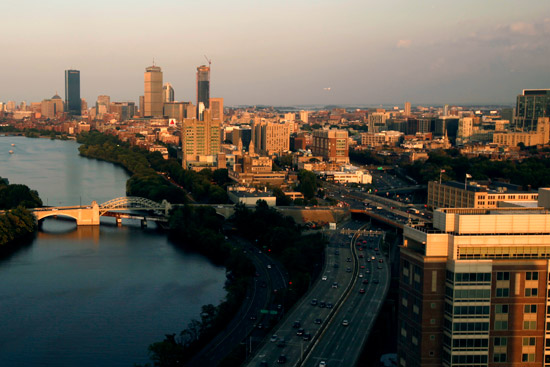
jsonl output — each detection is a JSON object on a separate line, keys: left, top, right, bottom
{"left": 443, "top": 104, "right": 450, "bottom": 116}
{"left": 514, "top": 89, "right": 550, "bottom": 132}
{"left": 96, "top": 95, "right": 110, "bottom": 116}
{"left": 139, "top": 96, "right": 144, "bottom": 117}
{"left": 144, "top": 65, "right": 163, "bottom": 117}
{"left": 65, "top": 70, "right": 81, "bottom": 115}
{"left": 405, "top": 101, "right": 411, "bottom": 116}
{"left": 398, "top": 189, "right": 550, "bottom": 367}
{"left": 181, "top": 109, "right": 221, "bottom": 168}
{"left": 80, "top": 99, "right": 87, "bottom": 114}
{"left": 311, "top": 129, "right": 349, "bottom": 163}
{"left": 196, "top": 65, "right": 210, "bottom": 109}
{"left": 209, "top": 97, "right": 224, "bottom": 121}
{"left": 163, "top": 83, "right": 175, "bottom": 103}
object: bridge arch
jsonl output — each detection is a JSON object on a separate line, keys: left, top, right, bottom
{"left": 35, "top": 211, "right": 79, "bottom": 223}
{"left": 99, "top": 197, "right": 170, "bottom": 215}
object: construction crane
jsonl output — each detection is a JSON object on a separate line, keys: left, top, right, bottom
{"left": 204, "top": 55, "right": 211, "bottom": 69}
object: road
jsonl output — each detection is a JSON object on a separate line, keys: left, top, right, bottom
{"left": 187, "top": 237, "right": 287, "bottom": 367}
{"left": 301, "top": 234, "right": 390, "bottom": 367}
{"left": 244, "top": 221, "right": 379, "bottom": 367}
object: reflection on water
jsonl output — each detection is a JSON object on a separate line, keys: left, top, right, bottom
{"left": 0, "top": 137, "right": 227, "bottom": 367}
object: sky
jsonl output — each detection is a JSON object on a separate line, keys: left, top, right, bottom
{"left": 1, "top": 0, "right": 549, "bottom": 107}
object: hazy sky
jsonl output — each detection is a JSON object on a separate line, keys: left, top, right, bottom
{"left": 1, "top": 0, "right": 549, "bottom": 106}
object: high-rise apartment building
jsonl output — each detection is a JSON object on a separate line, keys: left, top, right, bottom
{"left": 405, "top": 102, "right": 411, "bottom": 116}
{"left": 300, "top": 110, "right": 309, "bottom": 124}
{"left": 514, "top": 89, "right": 550, "bottom": 132}
{"left": 144, "top": 65, "right": 163, "bottom": 117}
{"left": 181, "top": 109, "right": 221, "bottom": 168}
{"left": 196, "top": 65, "right": 210, "bottom": 109}
{"left": 251, "top": 119, "right": 290, "bottom": 155}
{"left": 398, "top": 189, "right": 550, "bottom": 367}
{"left": 209, "top": 97, "right": 224, "bottom": 122}
{"left": 65, "top": 69, "right": 81, "bottom": 116}
{"left": 163, "top": 83, "right": 175, "bottom": 103}
{"left": 311, "top": 129, "right": 349, "bottom": 163}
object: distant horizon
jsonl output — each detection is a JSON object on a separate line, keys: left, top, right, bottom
{"left": 1, "top": 1, "right": 549, "bottom": 106}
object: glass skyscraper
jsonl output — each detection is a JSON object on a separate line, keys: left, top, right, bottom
{"left": 514, "top": 89, "right": 550, "bottom": 131}
{"left": 64, "top": 69, "right": 81, "bottom": 116}
{"left": 196, "top": 65, "right": 210, "bottom": 109}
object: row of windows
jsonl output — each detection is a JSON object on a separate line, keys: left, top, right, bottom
{"left": 453, "top": 305, "right": 490, "bottom": 316}
{"left": 453, "top": 289, "right": 491, "bottom": 300}
{"left": 451, "top": 355, "right": 488, "bottom": 364}
{"left": 445, "top": 271, "right": 539, "bottom": 283}
{"left": 451, "top": 338, "right": 489, "bottom": 349}
{"left": 452, "top": 322, "right": 489, "bottom": 332}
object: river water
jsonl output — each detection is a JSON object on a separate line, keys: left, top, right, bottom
{"left": 0, "top": 136, "right": 227, "bottom": 366}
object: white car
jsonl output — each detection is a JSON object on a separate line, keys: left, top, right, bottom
{"left": 270, "top": 334, "right": 278, "bottom": 342}
{"left": 267, "top": 264, "right": 272, "bottom": 269}
{"left": 322, "top": 275, "right": 327, "bottom": 281}
{"left": 319, "top": 362, "right": 327, "bottom": 367}
{"left": 342, "top": 319, "right": 349, "bottom": 326}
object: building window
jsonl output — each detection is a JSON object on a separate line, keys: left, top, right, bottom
{"left": 524, "top": 304, "right": 537, "bottom": 313}
{"left": 493, "top": 353, "right": 507, "bottom": 362}
{"left": 524, "top": 321, "right": 537, "bottom": 330}
{"left": 526, "top": 271, "right": 539, "bottom": 280}
{"left": 495, "top": 304, "right": 509, "bottom": 314}
{"left": 523, "top": 337, "right": 536, "bottom": 346}
{"left": 429, "top": 351, "right": 434, "bottom": 356}
{"left": 494, "top": 337, "right": 507, "bottom": 346}
{"left": 496, "top": 272, "right": 510, "bottom": 280}
{"left": 430, "top": 334, "right": 435, "bottom": 340}
{"left": 522, "top": 353, "right": 536, "bottom": 362}
{"left": 496, "top": 288, "right": 510, "bottom": 297}
{"left": 430, "top": 318, "right": 436, "bottom": 325}
{"left": 431, "top": 302, "right": 436, "bottom": 309}
{"left": 494, "top": 320, "right": 508, "bottom": 330}
{"left": 525, "top": 288, "right": 538, "bottom": 297}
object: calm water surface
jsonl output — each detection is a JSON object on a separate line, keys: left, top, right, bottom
{"left": 0, "top": 136, "right": 226, "bottom": 366}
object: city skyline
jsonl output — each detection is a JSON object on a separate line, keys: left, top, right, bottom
{"left": 1, "top": 1, "right": 549, "bottom": 106}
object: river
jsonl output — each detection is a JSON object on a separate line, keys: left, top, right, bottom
{"left": 0, "top": 136, "right": 227, "bottom": 366}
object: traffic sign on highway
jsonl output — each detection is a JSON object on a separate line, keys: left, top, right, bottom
{"left": 260, "top": 309, "right": 269, "bottom": 314}
{"left": 269, "top": 310, "right": 278, "bottom": 315}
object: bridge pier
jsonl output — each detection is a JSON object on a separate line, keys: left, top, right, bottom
{"left": 116, "top": 217, "right": 122, "bottom": 226}
{"left": 141, "top": 219, "right": 147, "bottom": 228}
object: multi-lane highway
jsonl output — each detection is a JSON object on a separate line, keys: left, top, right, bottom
{"left": 245, "top": 222, "right": 389, "bottom": 367}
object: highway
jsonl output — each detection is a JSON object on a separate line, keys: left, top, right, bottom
{"left": 301, "top": 234, "right": 390, "bottom": 367}
{"left": 244, "top": 221, "right": 387, "bottom": 367}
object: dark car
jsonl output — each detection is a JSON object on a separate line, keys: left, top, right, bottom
{"left": 314, "top": 318, "right": 323, "bottom": 324}
{"left": 303, "top": 332, "right": 312, "bottom": 341}
{"left": 293, "top": 320, "right": 301, "bottom": 328}
{"left": 277, "top": 355, "right": 287, "bottom": 364}
{"left": 310, "top": 299, "right": 318, "bottom": 306}
{"left": 296, "top": 328, "right": 305, "bottom": 336}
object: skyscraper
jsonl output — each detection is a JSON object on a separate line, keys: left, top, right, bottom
{"left": 163, "top": 83, "right": 175, "bottom": 103}
{"left": 196, "top": 65, "right": 210, "bottom": 109}
{"left": 514, "top": 89, "right": 550, "bottom": 132}
{"left": 209, "top": 97, "right": 224, "bottom": 121}
{"left": 144, "top": 65, "right": 163, "bottom": 117}
{"left": 405, "top": 101, "right": 411, "bottom": 116}
{"left": 65, "top": 69, "right": 81, "bottom": 116}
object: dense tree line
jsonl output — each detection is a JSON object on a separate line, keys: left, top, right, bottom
{"left": 233, "top": 201, "right": 326, "bottom": 305}
{"left": 77, "top": 131, "right": 228, "bottom": 203}
{"left": 0, "top": 177, "right": 41, "bottom": 248}
{"left": 140, "top": 205, "right": 254, "bottom": 366}
{"left": 404, "top": 150, "right": 550, "bottom": 188}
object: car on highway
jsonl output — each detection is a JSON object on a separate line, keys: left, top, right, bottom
{"left": 303, "top": 332, "right": 311, "bottom": 341}
{"left": 296, "top": 328, "right": 305, "bottom": 336}
{"left": 363, "top": 279, "right": 369, "bottom": 284}
{"left": 378, "top": 265, "right": 383, "bottom": 269}
{"left": 267, "top": 264, "right": 272, "bottom": 269}
{"left": 332, "top": 282, "right": 338, "bottom": 288}
{"left": 346, "top": 267, "right": 352, "bottom": 273}
{"left": 277, "top": 337, "right": 286, "bottom": 348}
{"left": 358, "top": 273, "right": 363, "bottom": 278}
{"left": 314, "top": 318, "right": 323, "bottom": 324}
{"left": 293, "top": 320, "right": 301, "bottom": 328}
{"left": 360, "top": 265, "right": 365, "bottom": 269}
{"left": 326, "top": 302, "right": 333, "bottom": 308}
{"left": 250, "top": 315, "right": 257, "bottom": 320}
{"left": 319, "top": 361, "right": 327, "bottom": 367}
{"left": 374, "top": 279, "right": 379, "bottom": 284}
{"left": 379, "top": 259, "right": 384, "bottom": 263}
{"left": 359, "top": 288, "right": 365, "bottom": 294}
{"left": 270, "top": 334, "right": 278, "bottom": 342}
{"left": 322, "top": 275, "right": 328, "bottom": 281}
{"left": 346, "top": 257, "right": 352, "bottom": 262}
{"left": 277, "top": 354, "right": 287, "bottom": 364}
{"left": 342, "top": 319, "right": 349, "bottom": 326}
{"left": 260, "top": 361, "right": 268, "bottom": 367}
{"left": 310, "top": 299, "right": 318, "bottom": 306}
{"left": 358, "top": 254, "right": 364, "bottom": 258}
{"left": 333, "top": 263, "right": 339, "bottom": 268}
{"left": 319, "top": 301, "right": 326, "bottom": 308}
